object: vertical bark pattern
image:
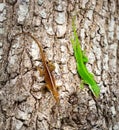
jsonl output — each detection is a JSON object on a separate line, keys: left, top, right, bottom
{"left": 0, "top": 0, "right": 118, "bottom": 130}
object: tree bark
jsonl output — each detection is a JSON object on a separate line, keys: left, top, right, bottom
{"left": 0, "top": 0, "right": 119, "bottom": 130}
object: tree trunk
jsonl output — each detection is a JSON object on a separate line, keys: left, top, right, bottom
{"left": 0, "top": 0, "right": 118, "bottom": 130}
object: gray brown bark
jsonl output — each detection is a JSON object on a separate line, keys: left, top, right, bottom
{"left": 0, "top": 0, "right": 119, "bottom": 130}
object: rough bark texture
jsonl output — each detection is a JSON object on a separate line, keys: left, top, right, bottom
{"left": 0, "top": 0, "right": 119, "bottom": 130}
